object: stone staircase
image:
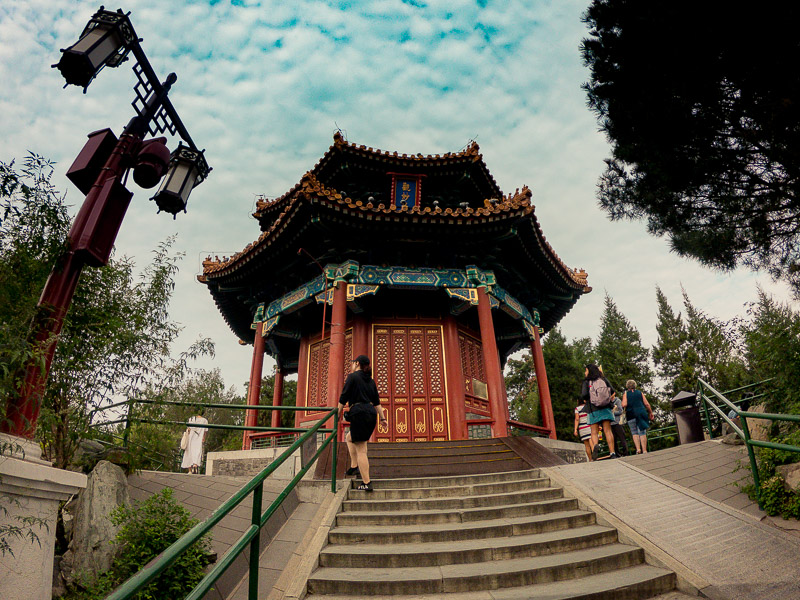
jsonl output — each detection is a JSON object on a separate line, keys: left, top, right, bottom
{"left": 304, "top": 468, "right": 679, "bottom": 599}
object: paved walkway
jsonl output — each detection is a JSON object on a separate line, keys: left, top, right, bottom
{"left": 548, "top": 458, "right": 800, "bottom": 600}
{"left": 622, "top": 439, "right": 762, "bottom": 518}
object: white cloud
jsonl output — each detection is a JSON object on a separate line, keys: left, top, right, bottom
{"left": 1, "top": 0, "right": 794, "bottom": 401}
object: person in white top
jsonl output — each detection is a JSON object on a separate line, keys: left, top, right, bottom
{"left": 181, "top": 413, "right": 208, "bottom": 474}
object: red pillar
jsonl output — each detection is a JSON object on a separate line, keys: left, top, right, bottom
{"left": 271, "top": 369, "right": 284, "bottom": 430}
{"left": 352, "top": 314, "right": 370, "bottom": 358}
{"left": 242, "top": 321, "right": 266, "bottom": 450}
{"left": 476, "top": 287, "right": 509, "bottom": 437}
{"left": 295, "top": 336, "right": 309, "bottom": 429}
{"left": 443, "top": 315, "right": 468, "bottom": 440}
{"left": 531, "top": 327, "right": 557, "bottom": 440}
{"left": 327, "top": 282, "right": 348, "bottom": 439}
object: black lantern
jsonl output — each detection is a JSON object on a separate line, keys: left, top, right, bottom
{"left": 151, "top": 143, "right": 210, "bottom": 217}
{"left": 54, "top": 8, "right": 136, "bottom": 90}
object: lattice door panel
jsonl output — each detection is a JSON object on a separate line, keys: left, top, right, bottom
{"left": 374, "top": 325, "right": 448, "bottom": 442}
{"left": 459, "top": 332, "right": 491, "bottom": 417}
{"left": 305, "top": 329, "right": 352, "bottom": 417}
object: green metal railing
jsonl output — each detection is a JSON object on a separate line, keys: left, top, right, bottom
{"left": 697, "top": 377, "right": 800, "bottom": 507}
{"left": 102, "top": 404, "right": 339, "bottom": 600}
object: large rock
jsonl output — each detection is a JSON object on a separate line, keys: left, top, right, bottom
{"left": 745, "top": 403, "right": 771, "bottom": 442}
{"left": 60, "top": 460, "right": 130, "bottom": 588}
{"left": 776, "top": 463, "right": 800, "bottom": 492}
{"left": 69, "top": 439, "right": 106, "bottom": 473}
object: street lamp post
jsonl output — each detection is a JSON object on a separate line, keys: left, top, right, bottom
{"left": 1, "top": 6, "right": 211, "bottom": 438}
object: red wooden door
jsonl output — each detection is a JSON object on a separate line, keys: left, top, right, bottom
{"left": 373, "top": 325, "right": 448, "bottom": 442}
{"left": 302, "top": 329, "right": 352, "bottom": 423}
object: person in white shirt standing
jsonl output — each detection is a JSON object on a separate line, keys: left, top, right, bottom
{"left": 181, "top": 411, "right": 208, "bottom": 474}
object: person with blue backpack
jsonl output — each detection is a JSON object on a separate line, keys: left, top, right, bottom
{"left": 580, "top": 364, "right": 618, "bottom": 460}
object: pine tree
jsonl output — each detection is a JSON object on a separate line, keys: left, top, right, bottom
{"left": 582, "top": 1, "right": 800, "bottom": 293}
{"left": 742, "top": 290, "right": 800, "bottom": 414}
{"left": 682, "top": 290, "right": 748, "bottom": 393}
{"left": 652, "top": 286, "right": 693, "bottom": 396}
{"left": 595, "top": 294, "right": 652, "bottom": 392}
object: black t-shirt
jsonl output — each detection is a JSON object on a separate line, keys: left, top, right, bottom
{"left": 339, "top": 370, "right": 380, "bottom": 407}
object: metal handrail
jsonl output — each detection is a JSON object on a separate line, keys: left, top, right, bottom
{"left": 506, "top": 419, "right": 550, "bottom": 437}
{"left": 697, "top": 377, "right": 800, "bottom": 508}
{"left": 103, "top": 406, "right": 339, "bottom": 600}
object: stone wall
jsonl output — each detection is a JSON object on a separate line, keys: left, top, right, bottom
{"left": 206, "top": 447, "right": 310, "bottom": 479}
{"left": 533, "top": 437, "right": 588, "bottom": 464}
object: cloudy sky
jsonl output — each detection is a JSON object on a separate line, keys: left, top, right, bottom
{"left": 1, "top": 0, "right": 793, "bottom": 397}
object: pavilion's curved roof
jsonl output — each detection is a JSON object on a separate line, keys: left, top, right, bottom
{"left": 199, "top": 134, "right": 590, "bottom": 346}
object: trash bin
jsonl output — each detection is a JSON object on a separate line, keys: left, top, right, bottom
{"left": 671, "top": 391, "right": 705, "bottom": 444}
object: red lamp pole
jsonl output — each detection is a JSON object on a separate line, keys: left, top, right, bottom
{"left": 2, "top": 81, "right": 174, "bottom": 438}
{"left": 2, "top": 8, "right": 210, "bottom": 439}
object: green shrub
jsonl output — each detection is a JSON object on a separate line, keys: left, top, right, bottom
{"left": 757, "top": 476, "right": 800, "bottom": 519}
{"left": 742, "top": 441, "right": 800, "bottom": 520}
{"left": 68, "top": 488, "right": 211, "bottom": 599}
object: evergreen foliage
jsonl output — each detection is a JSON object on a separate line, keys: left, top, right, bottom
{"left": 681, "top": 291, "right": 748, "bottom": 394}
{"left": 0, "top": 155, "right": 69, "bottom": 419}
{"left": 257, "top": 371, "right": 299, "bottom": 430}
{"left": 505, "top": 329, "right": 593, "bottom": 441}
{"left": 742, "top": 291, "right": 800, "bottom": 415}
{"left": 594, "top": 294, "right": 652, "bottom": 391}
{"left": 652, "top": 286, "right": 692, "bottom": 396}
{"left": 582, "top": 1, "right": 800, "bottom": 293}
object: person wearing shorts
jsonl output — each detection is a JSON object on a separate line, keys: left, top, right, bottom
{"left": 574, "top": 399, "right": 593, "bottom": 461}
{"left": 623, "top": 379, "right": 654, "bottom": 453}
{"left": 580, "top": 364, "right": 617, "bottom": 460}
{"left": 338, "top": 355, "right": 387, "bottom": 492}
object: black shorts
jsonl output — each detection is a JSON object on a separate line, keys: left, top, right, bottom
{"left": 346, "top": 403, "right": 377, "bottom": 442}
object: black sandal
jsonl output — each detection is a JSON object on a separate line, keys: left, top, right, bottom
{"left": 356, "top": 482, "right": 373, "bottom": 492}
{"left": 345, "top": 466, "right": 360, "bottom": 476}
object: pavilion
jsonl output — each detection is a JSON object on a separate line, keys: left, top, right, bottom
{"left": 199, "top": 133, "right": 591, "bottom": 448}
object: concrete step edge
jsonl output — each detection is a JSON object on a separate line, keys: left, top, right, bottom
{"left": 307, "top": 544, "right": 645, "bottom": 595}
{"left": 336, "top": 494, "right": 568, "bottom": 520}
{"left": 328, "top": 508, "right": 595, "bottom": 544}
{"left": 363, "top": 469, "right": 541, "bottom": 488}
{"left": 345, "top": 479, "right": 556, "bottom": 500}
{"left": 370, "top": 449, "right": 516, "bottom": 459}
{"left": 318, "top": 524, "right": 618, "bottom": 567}
{"left": 304, "top": 564, "right": 676, "bottom": 599}
{"left": 334, "top": 496, "right": 574, "bottom": 526}
{"left": 341, "top": 486, "right": 558, "bottom": 511}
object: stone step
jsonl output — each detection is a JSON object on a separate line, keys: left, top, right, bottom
{"left": 308, "top": 543, "right": 645, "bottom": 595}
{"left": 336, "top": 492, "right": 571, "bottom": 526}
{"left": 305, "top": 564, "right": 676, "bottom": 600}
{"left": 346, "top": 476, "right": 552, "bottom": 500}
{"left": 342, "top": 484, "right": 557, "bottom": 512}
{"left": 372, "top": 456, "right": 530, "bottom": 478}
{"left": 370, "top": 443, "right": 513, "bottom": 458}
{"left": 319, "top": 523, "right": 618, "bottom": 568}
{"left": 329, "top": 508, "right": 594, "bottom": 544}
{"left": 360, "top": 468, "right": 541, "bottom": 489}
{"left": 368, "top": 439, "right": 506, "bottom": 452}
{"left": 369, "top": 448, "right": 517, "bottom": 463}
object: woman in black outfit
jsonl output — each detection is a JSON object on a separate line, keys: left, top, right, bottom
{"left": 338, "top": 355, "right": 387, "bottom": 492}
